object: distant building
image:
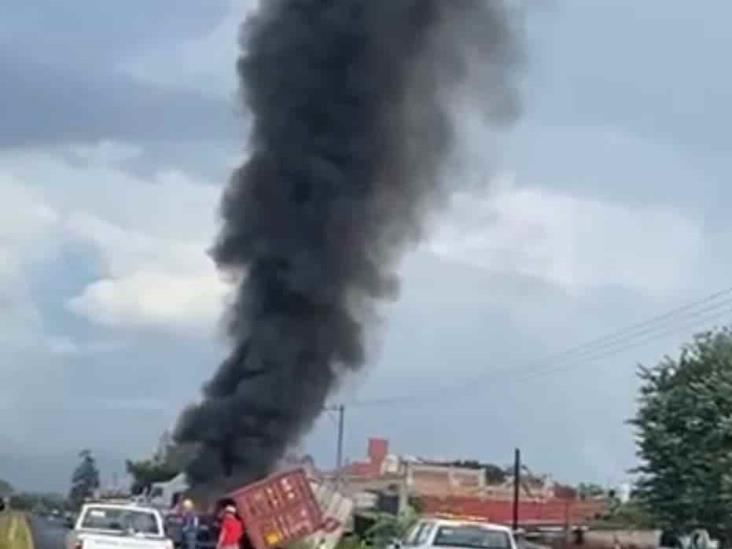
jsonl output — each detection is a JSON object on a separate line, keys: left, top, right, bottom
{"left": 333, "top": 437, "right": 606, "bottom": 527}
{"left": 340, "top": 437, "right": 390, "bottom": 478}
{"left": 336, "top": 438, "right": 555, "bottom": 501}
{"left": 405, "top": 460, "right": 484, "bottom": 496}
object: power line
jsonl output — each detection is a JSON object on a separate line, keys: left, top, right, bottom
{"left": 515, "top": 302, "right": 732, "bottom": 385}
{"left": 332, "top": 284, "right": 732, "bottom": 409}
{"left": 533, "top": 294, "right": 732, "bottom": 367}
{"left": 543, "top": 286, "right": 732, "bottom": 359}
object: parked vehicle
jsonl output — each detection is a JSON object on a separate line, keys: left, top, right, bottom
{"left": 395, "top": 518, "right": 518, "bottom": 549}
{"left": 66, "top": 502, "right": 174, "bottom": 549}
{"left": 659, "top": 529, "right": 719, "bottom": 549}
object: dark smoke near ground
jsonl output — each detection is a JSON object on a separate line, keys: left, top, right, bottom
{"left": 175, "top": 0, "right": 523, "bottom": 489}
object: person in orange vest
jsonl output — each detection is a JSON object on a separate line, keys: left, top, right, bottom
{"left": 217, "top": 505, "right": 243, "bottom": 549}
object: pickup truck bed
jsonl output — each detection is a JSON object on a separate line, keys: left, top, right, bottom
{"left": 67, "top": 503, "right": 173, "bottom": 549}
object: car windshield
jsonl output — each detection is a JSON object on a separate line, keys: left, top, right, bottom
{"left": 80, "top": 507, "right": 161, "bottom": 536}
{"left": 433, "top": 526, "right": 510, "bottom": 549}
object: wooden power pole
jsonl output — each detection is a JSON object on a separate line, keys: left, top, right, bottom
{"left": 512, "top": 448, "right": 521, "bottom": 531}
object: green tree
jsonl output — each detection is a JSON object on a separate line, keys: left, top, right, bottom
{"left": 9, "top": 492, "right": 38, "bottom": 511}
{"left": 126, "top": 459, "right": 179, "bottom": 495}
{"left": 483, "top": 464, "right": 507, "bottom": 485}
{"left": 0, "top": 479, "right": 13, "bottom": 497}
{"left": 365, "top": 509, "right": 417, "bottom": 549}
{"left": 444, "top": 460, "right": 506, "bottom": 484}
{"left": 577, "top": 482, "right": 605, "bottom": 499}
{"left": 9, "top": 492, "right": 67, "bottom": 513}
{"left": 126, "top": 433, "right": 193, "bottom": 494}
{"left": 69, "top": 450, "right": 100, "bottom": 509}
{"left": 613, "top": 499, "right": 654, "bottom": 528}
{"left": 631, "top": 329, "right": 732, "bottom": 540}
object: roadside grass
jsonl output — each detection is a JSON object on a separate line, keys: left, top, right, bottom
{"left": 0, "top": 512, "right": 34, "bottom": 549}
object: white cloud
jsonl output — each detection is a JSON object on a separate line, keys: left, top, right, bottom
{"left": 0, "top": 178, "right": 60, "bottom": 347}
{"left": 69, "top": 270, "right": 226, "bottom": 331}
{"left": 0, "top": 178, "right": 58, "bottom": 245}
{"left": 46, "top": 336, "right": 81, "bottom": 356}
{"left": 66, "top": 141, "right": 143, "bottom": 165}
{"left": 122, "top": 0, "right": 257, "bottom": 100}
{"left": 64, "top": 212, "right": 212, "bottom": 279}
{"left": 2, "top": 148, "right": 220, "bottom": 242}
{"left": 45, "top": 335, "right": 127, "bottom": 356}
{"left": 61, "top": 208, "right": 228, "bottom": 332}
{"left": 0, "top": 142, "right": 707, "bottom": 337}
{"left": 88, "top": 397, "right": 168, "bottom": 412}
{"left": 428, "top": 176, "right": 703, "bottom": 295}
{"left": 0, "top": 144, "right": 229, "bottom": 333}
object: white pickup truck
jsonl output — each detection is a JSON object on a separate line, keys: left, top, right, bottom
{"left": 396, "top": 518, "right": 518, "bottom": 549}
{"left": 66, "top": 502, "right": 174, "bottom": 549}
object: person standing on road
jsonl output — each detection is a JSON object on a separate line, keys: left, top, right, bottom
{"left": 181, "top": 499, "right": 199, "bottom": 549}
{"left": 217, "top": 505, "right": 243, "bottom": 549}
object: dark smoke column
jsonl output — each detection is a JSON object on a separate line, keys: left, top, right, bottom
{"left": 175, "top": 0, "right": 522, "bottom": 489}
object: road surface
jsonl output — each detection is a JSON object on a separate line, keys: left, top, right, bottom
{"left": 29, "top": 515, "right": 66, "bottom": 549}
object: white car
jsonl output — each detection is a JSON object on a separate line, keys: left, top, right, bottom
{"left": 398, "top": 519, "right": 518, "bottom": 549}
{"left": 66, "top": 502, "right": 174, "bottom": 549}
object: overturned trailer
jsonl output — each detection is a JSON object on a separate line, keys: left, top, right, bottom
{"left": 155, "top": 468, "right": 352, "bottom": 549}
{"left": 225, "top": 469, "right": 353, "bottom": 549}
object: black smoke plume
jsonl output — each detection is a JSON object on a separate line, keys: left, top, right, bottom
{"left": 175, "top": 0, "right": 522, "bottom": 489}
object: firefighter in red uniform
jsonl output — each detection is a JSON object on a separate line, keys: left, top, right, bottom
{"left": 217, "top": 505, "right": 243, "bottom": 549}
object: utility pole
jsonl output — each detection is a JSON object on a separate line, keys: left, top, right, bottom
{"left": 325, "top": 404, "right": 346, "bottom": 485}
{"left": 336, "top": 405, "right": 345, "bottom": 484}
{"left": 512, "top": 448, "right": 521, "bottom": 532}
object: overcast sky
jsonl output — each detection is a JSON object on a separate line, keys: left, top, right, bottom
{"left": 3, "top": 0, "right": 732, "bottom": 492}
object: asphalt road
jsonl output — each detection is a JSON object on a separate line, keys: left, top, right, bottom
{"left": 29, "top": 515, "right": 67, "bottom": 549}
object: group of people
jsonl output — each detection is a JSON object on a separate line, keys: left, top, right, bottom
{"left": 180, "top": 499, "right": 244, "bottom": 549}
